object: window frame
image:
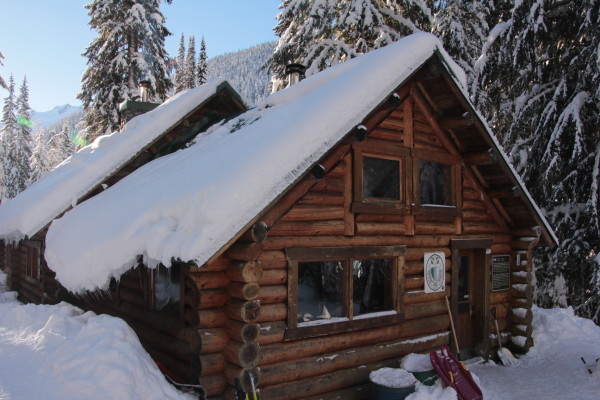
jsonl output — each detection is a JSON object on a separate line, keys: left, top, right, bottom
{"left": 411, "top": 148, "right": 461, "bottom": 217}
{"left": 285, "top": 245, "right": 405, "bottom": 341}
{"left": 352, "top": 141, "right": 412, "bottom": 214}
{"left": 146, "top": 263, "right": 184, "bottom": 318}
{"left": 23, "top": 240, "right": 42, "bottom": 281}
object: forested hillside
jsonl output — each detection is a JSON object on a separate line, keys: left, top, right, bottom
{"left": 207, "top": 41, "right": 275, "bottom": 105}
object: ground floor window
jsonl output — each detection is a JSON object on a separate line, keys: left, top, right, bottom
{"left": 286, "top": 246, "right": 404, "bottom": 339}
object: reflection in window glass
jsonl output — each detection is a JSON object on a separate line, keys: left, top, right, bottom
{"left": 363, "top": 156, "right": 400, "bottom": 200}
{"left": 353, "top": 259, "right": 393, "bottom": 316}
{"left": 298, "top": 261, "right": 344, "bottom": 323}
{"left": 154, "top": 264, "right": 181, "bottom": 315}
{"left": 419, "top": 161, "right": 452, "bottom": 205}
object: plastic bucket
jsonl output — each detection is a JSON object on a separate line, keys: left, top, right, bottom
{"left": 410, "top": 369, "right": 437, "bottom": 386}
{"left": 368, "top": 381, "right": 415, "bottom": 400}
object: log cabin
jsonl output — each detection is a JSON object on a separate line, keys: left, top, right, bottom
{"left": 0, "top": 33, "right": 557, "bottom": 399}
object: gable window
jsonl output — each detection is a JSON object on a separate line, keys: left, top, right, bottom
{"left": 353, "top": 142, "right": 410, "bottom": 214}
{"left": 419, "top": 160, "right": 452, "bottom": 206}
{"left": 148, "top": 263, "right": 182, "bottom": 315}
{"left": 286, "top": 246, "right": 404, "bottom": 340}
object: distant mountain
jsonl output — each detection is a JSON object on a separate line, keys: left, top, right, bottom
{"left": 207, "top": 41, "right": 276, "bottom": 105}
{"left": 31, "top": 104, "right": 83, "bottom": 129}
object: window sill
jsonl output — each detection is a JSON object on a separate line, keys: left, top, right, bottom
{"left": 284, "top": 312, "right": 402, "bottom": 341}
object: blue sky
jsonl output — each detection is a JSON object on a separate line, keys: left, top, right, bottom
{"left": 0, "top": 0, "right": 280, "bottom": 112}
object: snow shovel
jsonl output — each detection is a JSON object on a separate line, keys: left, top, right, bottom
{"left": 491, "top": 306, "right": 519, "bottom": 366}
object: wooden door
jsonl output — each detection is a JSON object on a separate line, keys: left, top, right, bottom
{"left": 456, "top": 250, "right": 475, "bottom": 357}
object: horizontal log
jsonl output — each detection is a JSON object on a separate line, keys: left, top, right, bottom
{"left": 311, "top": 176, "right": 345, "bottom": 194}
{"left": 224, "top": 340, "right": 261, "bottom": 368}
{"left": 198, "top": 308, "right": 227, "bottom": 328}
{"left": 304, "top": 384, "right": 370, "bottom": 400}
{"left": 223, "top": 363, "right": 260, "bottom": 393}
{"left": 297, "top": 192, "right": 345, "bottom": 206}
{"left": 462, "top": 199, "right": 487, "bottom": 212}
{"left": 239, "top": 221, "right": 268, "bottom": 243}
{"left": 405, "top": 248, "right": 451, "bottom": 262}
{"left": 257, "top": 251, "right": 287, "bottom": 269}
{"left": 263, "top": 235, "right": 451, "bottom": 250}
{"left": 226, "top": 261, "right": 263, "bottom": 283}
{"left": 200, "top": 373, "right": 226, "bottom": 397}
{"left": 258, "top": 269, "right": 287, "bottom": 286}
{"left": 200, "top": 352, "right": 226, "bottom": 376}
{"left": 258, "top": 285, "right": 287, "bottom": 304}
{"left": 355, "top": 221, "right": 407, "bottom": 236}
{"left": 201, "top": 256, "right": 230, "bottom": 272}
{"left": 462, "top": 209, "right": 494, "bottom": 223}
{"left": 511, "top": 296, "right": 532, "bottom": 309}
{"left": 369, "top": 127, "right": 404, "bottom": 142}
{"left": 511, "top": 237, "right": 540, "bottom": 250}
{"left": 490, "top": 291, "right": 509, "bottom": 304}
{"left": 227, "top": 282, "right": 260, "bottom": 301}
{"left": 257, "top": 303, "right": 287, "bottom": 323}
{"left": 404, "top": 288, "right": 451, "bottom": 305}
{"left": 281, "top": 205, "right": 345, "bottom": 221}
{"left": 511, "top": 308, "right": 533, "bottom": 325}
{"left": 462, "top": 221, "right": 503, "bottom": 234}
{"left": 404, "top": 300, "right": 446, "bottom": 320}
{"left": 225, "top": 320, "right": 260, "bottom": 343}
{"left": 259, "top": 331, "right": 449, "bottom": 388}
{"left": 414, "top": 221, "right": 457, "bottom": 235}
{"left": 189, "top": 271, "right": 228, "bottom": 290}
{"left": 199, "top": 328, "right": 228, "bottom": 354}
{"left": 511, "top": 226, "right": 542, "bottom": 238}
{"left": 260, "top": 314, "right": 449, "bottom": 365}
{"left": 225, "top": 299, "right": 261, "bottom": 323}
{"left": 225, "top": 242, "right": 263, "bottom": 262}
{"left": 511, "top": 271, "right": 531, "bottom": 285}
{"left": 199, "top": 289, "right": 229, "bottom": 309}
{"left": 184, "top": 307, "right": 200, "bottom": 325}
{"left": 269, "top": 220, "right": 346, "bottom": 236}
{"left": 256, "top": 321, "right": 287, "bottom": 345}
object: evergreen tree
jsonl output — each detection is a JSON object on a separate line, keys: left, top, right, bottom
{"left": 0, "top": 76, "right": 19, "bottom": 200}
{"left": 78, "top": 0, "right": 172, "bottom": 140}
{"left": 197, "top": 36, "right": 208, "bottom": 86}
{"left": 47, "top": 124, "right": 76, "bottom": 169}
{"left": 28, "top": 129, "right": 51, "bottom": 185}
{"left": 185, "top": 35, "right": 197, "bottom": 89}
{"left": 173, "top": 33, "right": 187, "bottom": 93}
{"left": 268, "top": 0, "right": 435, "bottom": 89}
{"left": 432, "top": 0, "right": 489, "bottom": 97}
{"left": 0, "top": 51, "right": 7, "bottom": 90}
{"left": 476, "top": 0, "right": 600, "bottom": 321}
{"left": 12, "top": 76, "right": 33, "bottom": 195}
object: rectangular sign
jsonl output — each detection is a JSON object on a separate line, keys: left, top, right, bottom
{"left": 492, "top": 255, "right": 510, "bottom": 291}
{"left": 424, "top": 252, "right": 445, "bottom": 293}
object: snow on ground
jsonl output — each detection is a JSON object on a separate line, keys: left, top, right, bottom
{"left": 1, "top": 268, "right": 599, "bottom": 399}
{"left": 0, "top": 272, "right": 192, "bottom": 400}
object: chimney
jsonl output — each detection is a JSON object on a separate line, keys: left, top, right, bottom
{"left": 118, "top": 81, "right": 160, "bottom": 128}
{"left": 285, "top": 63, "right": 306, "bottom": 87}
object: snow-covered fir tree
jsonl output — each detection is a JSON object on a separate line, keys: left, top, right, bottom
{"left": 476, "top": 0, "right": 600, "bottom": 321}
{"left": 197, "top": 36, "right": 208, "bottom": 86}
{"left": 47, "top": 124, "right": 76, "bottom": 169}
{"left": 1, "top": 75, "right": 32, "bottom": 200}
{"left": 78, "top": 0, "right": 172, "bottom": 140}
{"left": 28, "top": 129, "right": 50, "bottom": 186}
{"left": 268, "top": 0, "right": 435, "bottom": 89}
{"left": 13, "top": 76, "right": 33, "bottom": 195}
{"left": 185, "top": 35, "right": 197, "bottom": 90}
{"left": 432, "top": 0, "right": 489, "bottom": 97}
{"left": 173, "top": 33, "right": 187, "bottom": 93}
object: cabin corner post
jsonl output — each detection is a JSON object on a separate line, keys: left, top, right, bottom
{"left": 508, "top": 233, "right": 540, "bottom": 354}
{"left": 220, "top": 222, "right": 266, "bottom": 398}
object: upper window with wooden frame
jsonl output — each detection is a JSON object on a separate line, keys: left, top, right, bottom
{"left": 412, "top": 148, "right": 461, "bottom": 217}
{"left": 285, "top": 245, "right": 405, "bottom": 340}
{"left": 352, "top": 141, "right": 411, "bottom": 214}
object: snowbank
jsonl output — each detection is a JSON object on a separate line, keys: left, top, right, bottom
{"left": 0, "top": 272, "right": 191, "bottom": 400}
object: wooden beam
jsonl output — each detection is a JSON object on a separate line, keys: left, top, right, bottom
{"left": 440, "top": 112, "right": 474, "bottom": 130}
{"left": 463, "top": 148, "right": 498, "bottom": 166}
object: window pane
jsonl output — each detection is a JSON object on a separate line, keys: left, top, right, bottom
{"left": 363, "top": 156, "right": 400, "bottom": 200}
{"left": 154, "top": 264, "right": 181, "bottom": 314}
{"left": 298, "top": 261, "right": 344, "bottom": 323}
{"left": 419, "top": 161, "right": 452, "bottom": 205}
{"left": 353, "top": 258, "right": 393, "bottom": 316}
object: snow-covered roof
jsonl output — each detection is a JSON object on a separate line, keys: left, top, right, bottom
{"left": 0, "top": 79, "right": 243, "bottom": 241}
{"left": 42, "top": 32, "right": 554, "bottom": 293}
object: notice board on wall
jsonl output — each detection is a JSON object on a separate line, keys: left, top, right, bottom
{"left": 492, "top": 255, "right": 510, "bottom": 291}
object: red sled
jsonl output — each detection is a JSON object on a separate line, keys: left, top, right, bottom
{"left": 430, "top": 345, "right": 483, "bottom": 400}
